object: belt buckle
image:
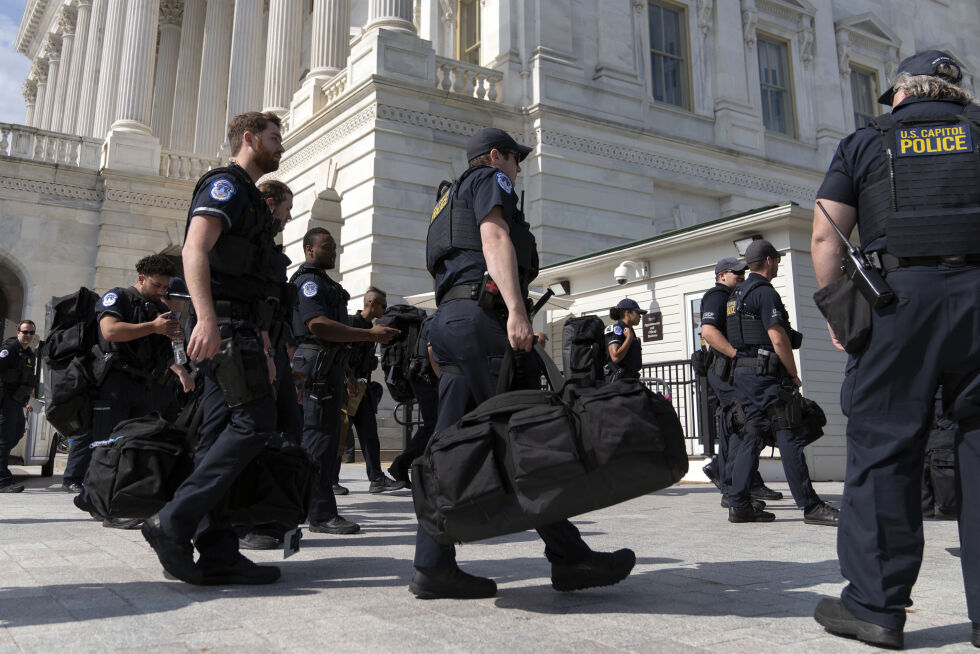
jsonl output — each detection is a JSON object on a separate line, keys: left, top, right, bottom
{"left": 940, "top": 255, "right": 966, "bottom": 267}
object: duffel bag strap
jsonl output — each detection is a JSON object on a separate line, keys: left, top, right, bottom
{"left": 496, "top": 343, "right": 566, "bottom": 395}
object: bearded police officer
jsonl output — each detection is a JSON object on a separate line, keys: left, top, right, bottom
{"left": 0, "top": 321, "right": 37, "bottom": 493}
{"left": 290, "top": 228, "right": 398, "bottom": 536}
{"left": 142, "top": 112, "right": 285, "bottom": 586}
{"left": 411, "top": 127, "right": 635, "bottom": 599}
{"left": 811, "top": 50, "right": 980, "bottom": 649}
{"left": 726, "top": 240, "right": 838, "bottom": 527}
{"left": 699, "top": 258, "right": 782, "bottom": 508}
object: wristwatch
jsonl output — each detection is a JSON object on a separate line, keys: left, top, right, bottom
{"left": 266, "top": 347, "right": 276, "bottom": 358}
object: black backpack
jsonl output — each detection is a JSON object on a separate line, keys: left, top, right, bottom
{"left": 561, "top": 316, "right": 606, "bottom": 387}
{"left": 40, "top": 287, "right": 102, "bottom": 437}
{"left": 376, "top": 304, "right": 428, "bottom": 402}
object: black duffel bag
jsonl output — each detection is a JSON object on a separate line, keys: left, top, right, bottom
{"left": 84, "top": 412, "right": 194, "bottom": 520}
{"left": 412, "top": 345, "right": 688, "bottom": 544}
{"left": 226, "top": 434, "right": 319, "bottom": 530}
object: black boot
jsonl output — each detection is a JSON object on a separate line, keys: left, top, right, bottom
{"left": 410, "top": 566, "right": 496, "bottom": 599}
{"left": 813, "top": 598, "right": 904, "bottom": 649}
{"left": 551, "top": 549, "right": 636, "bottom": 592}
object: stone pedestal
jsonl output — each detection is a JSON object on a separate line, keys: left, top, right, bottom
{"left": 100, "top": 130, "right": 162, "bottom": 176}
{"left": 348, "top": 28, "right": 435, "bottom": 89}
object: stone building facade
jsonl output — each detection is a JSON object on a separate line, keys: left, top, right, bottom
{"left": 3, "top": 0, "right": 979, "bottom": 469}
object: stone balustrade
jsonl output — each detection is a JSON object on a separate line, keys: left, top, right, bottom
{"left": 0, "top": 122, "right": 102, "bottom": 168}
{"left": 434, "top": 57, "right": 503, "bottom": 103}
{"left": 159, "top": 148, "right": 219, "bottom": 181}
{"left": 321, "top": 71, "right": 348, "bottom": 106}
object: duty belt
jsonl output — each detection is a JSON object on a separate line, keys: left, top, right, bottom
{"left": 875, "top": 252, "right": 980, "bottom": 273}
{"left": 212, "top": 298, "right": 277, "bottom": 331}
{"left": 438, "top": 283, "right": 481, "bottom": 305}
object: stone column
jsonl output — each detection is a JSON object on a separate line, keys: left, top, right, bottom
{"left": 169, "top": 0, "right": 205, "bottom": 151}
{"left": 263, "top": 0, "right": 302, "bottom": 114}
{"left": 194, "top": 0, "right": 234, "bottom": 157}
{"left": 40, "top": 36, "right": 61, "bottom": 131}
{"left": 91, "top": 0, "right": 128, "bottom": 138}
{"left": 22, "top": 80, "right": 38, "bottom": 127}
{"left": 75, "top": 0, "right": 108, "bottom": 137}
{"left": 62, "top": 1, "right": 92, "bottom": 134}
{"left": 310, "top": 0, "right": 352, "bottom": 77}
{"left": 50, "top": 7, "right": 77, "bottom": 134}
{"left": 150, "top": 1, "right": 183, "bottom": 147}
{"left": 366, "top": 0, "right": 416, "bottom": 34}
{"left": 29, "top": 61, "right": 48, "bottom": 128}
{"left": 226, "top": 0, "right": 265, "bottom": 125}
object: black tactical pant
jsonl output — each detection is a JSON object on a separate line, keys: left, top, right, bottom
{"left": 348, "top": 382, "right": 384, "bottom": 482}
{"left": 300, "top": 365, "right": 345, "bottom": 522}
{"left": 705, "top": 368, "right": 762, "bottom": 494}
{"left": 837, "top": 265, "right": 980, "bottom": 631}
{"left": 413, "top": 298, "right": 592, "bottom": 569}
{"left": 0, "top": 395, "right": 26, "bottom": 486}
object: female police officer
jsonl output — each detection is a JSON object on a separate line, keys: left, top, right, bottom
{"left": 605, "top": 298, "right": 645, "bottom": 381}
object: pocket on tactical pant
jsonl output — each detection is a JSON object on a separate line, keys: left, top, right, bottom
{"left": 213, "top": 326, "right": 272, "bottom": 407}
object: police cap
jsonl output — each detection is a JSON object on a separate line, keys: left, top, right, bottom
{"left": 878, "top": 50, "right": 963, "bottom": 106}
{"left": 615, "top": 298, "right": 648, "bottom": 314}
{"left": 715, "top": 257, "right": 748, "bottom": 275}
{"left": 744, "top": 239, "right": 785, "bottom": 264}
{"left": 466, "top": 127, "right": 533, "bottom": 162}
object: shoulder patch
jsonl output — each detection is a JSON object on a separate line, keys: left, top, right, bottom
{"left": 494, "top": 171, "right": 513, "bottom": 194}
{"left": 613, "top": 325, "right": 624, "bottom": 336}
{"left": 101, "top": 292, "right": 118, "bottom": 307}
{"left": 0, "top": 349, "right": 8, "bottom": 359}
{"left": 702, "top": 311, "right": 715, "bottom": 321}
{"left": 209, "top": 178, "right": 236, "bottom": 202}
{"left": 301, "top": 280, "right": 318, "bottom": 298}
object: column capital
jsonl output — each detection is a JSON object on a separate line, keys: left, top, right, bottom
{"left": 22, "top": 79, "right": 38, "bottom": 104}
{"left": 59, "top": 5, "right": 78, "bottom": 36}
{"left": 31, "top": 58, "right": 49, "bottom": 82}
{"left": 43, "top": 33, "right": 63, "bottom": 61}
{"left": 160, "top": 0, "right": 184, "bottom": 26}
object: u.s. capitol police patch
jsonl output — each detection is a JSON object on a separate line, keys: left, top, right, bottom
{"left": 494, "top": 171, "right": 513, "bottom": 194}
{"left": 613, "top": 325, "right": 624, "bottom": 336}
{"left": 0, "top": 349, "right": 8, "bottom": 359}
{"left": 101, "top": 292, "right": 118, "bottom": 307}
{"left": 209, "top": 178, "right": 236, "bottom": 202}
{"left": 301, "top": 281, "right": 318, "bottom": 298}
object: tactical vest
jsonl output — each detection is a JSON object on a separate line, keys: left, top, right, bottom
{"left": 189, "top": 163, "right": 281, "bottom": 297}
{"left": 289, "top": 264, "right": 351, "bottom": 344}
{"left": 426, "top": 166, "right": 539, "bottom": 295}
{"left": 700, "top": 286, "right": 732, "bottom": 337}
{"left": 726, "top": 276, "right": 774, "bottom": 349}
{"left": 1, "top": 338, "right": 36, "bottom": 393}
{"left": 97, "top": 287, "right": 171, "bottom": 375}
{"left": 857, "top": 105, "right": 980, "bottom": 256}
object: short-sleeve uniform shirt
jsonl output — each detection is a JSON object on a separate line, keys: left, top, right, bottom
{"left": 604, "top": 320, "right": 642, "bottom": 376}
{"left": 700, "top": 283, "right": 732, "bottom": 334}
{"left": 291, "top": 264, "right": 349, "bottom": 344}
{"left": 96, "top": 287, "right": 169, "bottom": 367}
{"left": 434, "top": 168, "right": 520, "bottom": 303}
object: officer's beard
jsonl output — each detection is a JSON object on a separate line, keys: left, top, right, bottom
{"left": 254, "top": 138, "right": 281, "bottom": 175}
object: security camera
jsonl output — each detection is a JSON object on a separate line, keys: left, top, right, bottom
{"left": 613, "top": 260, "right": 648, "bottom": 285}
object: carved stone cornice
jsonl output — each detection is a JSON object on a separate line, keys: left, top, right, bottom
{"left": 276, "top": 104, "right": 380, "bottom": 176}
{"left": 15, "top": 0, "right": 52, "bottom": 55}
{"left": 103, "top": 187, "right": 190, "bottom": 211}
{"left": 0, "top": 176, "right": 102, "bottom": 202}
{"left": 160, "top": 0, "right": 184, "bottom": 26}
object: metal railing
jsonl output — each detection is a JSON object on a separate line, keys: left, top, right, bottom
{"left": 640, "top": 359, "right": 711, "bottom": 457}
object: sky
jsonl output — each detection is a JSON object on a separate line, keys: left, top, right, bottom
{"left": 0, "top": 0, "right": 32, "bottom": 125}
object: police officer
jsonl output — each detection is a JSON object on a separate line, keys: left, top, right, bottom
{"left": 238, "top": 179, "right": 304, "bottom": 551}
{"left": 63, "top": 255, "right": 193, "bottom": 495}
{"left": 811, "top": 50, "right": 980, "bottom": 649}
{"left": 344, "top": 287, "right": 405, "bottom": 492}
{"left": 412, "top": 127, "right": 635, "bottom": 599}
{"left": 726, "top": 240, "right": 838, "bottom": 527}
{"left": 290, "top": 228, "right": 398, "bottom": 535}
{"left": 142, "top": 111, "right": 285, "bottom": 586}
{"left": 604, "top": 299, "right": 644, "bottom": 380}
{"left": 0, "top": 321, "right": 37, "bottom": 493}
{"left": 699, "top": 258, "right": 782, "bottom": 507}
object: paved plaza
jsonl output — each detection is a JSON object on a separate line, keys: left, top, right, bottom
{"left": 0, "top": 462, "right": 973, "bottom": 653}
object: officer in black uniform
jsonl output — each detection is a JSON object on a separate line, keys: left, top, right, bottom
{"left": 290, "top": 228, "right": 399, "bottom": 535}
{"left": 63, "top": 255, "right": 193, "bottom": 494}
{"left": 726, "top": 240, "right": 838, "bottom": 527}
{"left": 142, "top": 111, "right": 286, "bottom": 586}
{"left": 0, "top": 321, "right": 37, "bottom": 493}
{"left": 344, "top": 287, "right": 405, "bottom": 492}
{"left": 699, "top": 258, "right": 782, "bottom": 507}
{"left": 411, "top": 127, "right": 635, "bottom": 599}
{"left": 604, "top": 298, "right": 644, "bottom": 380}
{"left": 811, "top": 50, "right": 980, "bottom": 649}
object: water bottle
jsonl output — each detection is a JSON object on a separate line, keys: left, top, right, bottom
{"left": 172, "top": 339, "right": 188, "bottom": 366}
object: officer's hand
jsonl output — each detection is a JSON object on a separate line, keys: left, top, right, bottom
{"left": 151, "top": 312, "right": 180, "bottom": 336}
{"left": 791, "top": 375, "right": 802, "bottom": 389}
{"left": 534, "top": 331, "right": 549, "bottom": 347}
{"left": 826, "top": 323, "right": 845, "bottom": 352}
{"left": 267, "top": 352, "right": 277, "bottom": 385}
{"left": 370, "top": 324, "right": 400, "bottom": 344}
{"left": 176, "top": 367, "right": 195, "bottom": 393}
{"left": 507, "top": 312, "right": 534, "bottom": 352}
{"left": 187, "top": 318, "right": 221, "bottom": 361}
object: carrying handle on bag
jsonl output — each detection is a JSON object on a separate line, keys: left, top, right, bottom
{"left": 496, "top": 342, "right": 566, "bottom": 395}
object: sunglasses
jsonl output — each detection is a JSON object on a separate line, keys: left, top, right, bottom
{"left": 19, "top": 330, "right": 35, "bottom": 335}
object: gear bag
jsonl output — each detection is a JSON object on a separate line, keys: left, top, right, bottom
{"left": 561, "top": 315, "right": 606, "bottom": 387}
{"left": 40, "top": 287, "right": 102, "bottom": 437}
{"left": 376, "top": 304, "right": 428, "bottom": 402}
{"left": 411, "top": 345, "right": 688, "bottom": 544}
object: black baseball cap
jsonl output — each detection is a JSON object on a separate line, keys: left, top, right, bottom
{"left": 615, "top": 298, "right": 648, "bottom": 314}
{"left": 465, "top": 127, "right": 533, "bottom": 162}
{"left": 878, "top": 50, "right": 963, "bottom": 106}
{"left": 714, "top": 257, "right": 748, "bottom": 275}
{"left": 744, "top": 239, "right": 784, "bottom": 264}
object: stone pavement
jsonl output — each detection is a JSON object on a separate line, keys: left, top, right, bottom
{"left": 0, "top": 465, "right": 973, "bottom": 653}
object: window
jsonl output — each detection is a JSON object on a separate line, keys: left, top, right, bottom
{"left": 456, "top": 0, "right": 480, "bottom": 65}
{"left": 757, "top": 37, "right": 795, "bottom": 136}
{"left": 850, "top": 66, "right": 878, "bottom": 129}
{"left": 648, "top": 1, "right": 688, "bottom": 108}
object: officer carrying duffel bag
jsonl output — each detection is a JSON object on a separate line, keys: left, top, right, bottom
{"left": 411, "top": 344, "right": 688, "bottom": 544}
